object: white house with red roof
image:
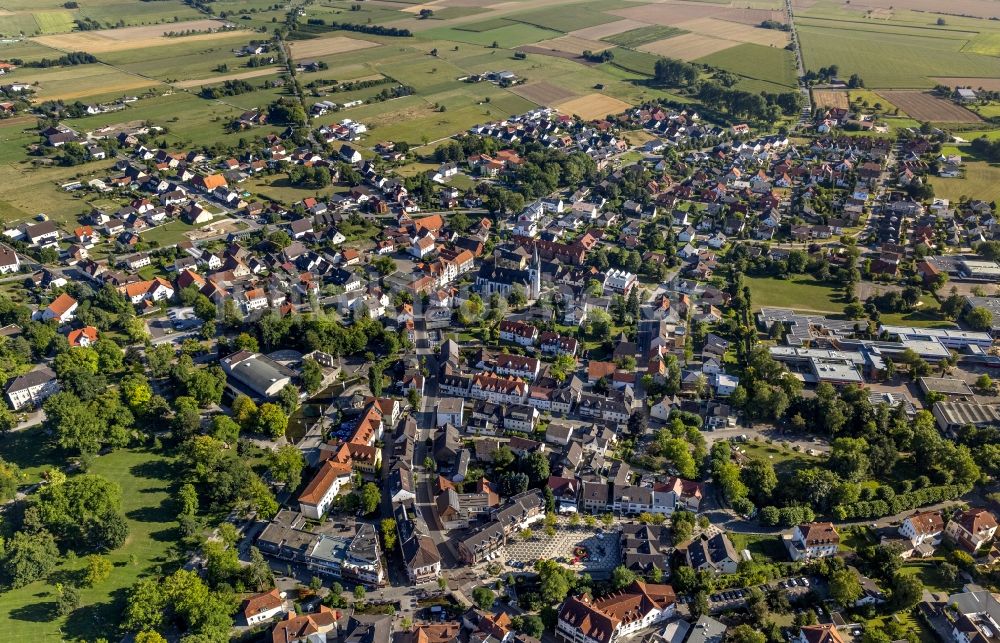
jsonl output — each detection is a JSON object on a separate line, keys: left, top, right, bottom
{"left": 41, "top": 293, "right": 78, "bottom": 323}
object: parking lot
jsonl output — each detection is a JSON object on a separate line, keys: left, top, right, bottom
{"left": 504, "top": 526, "right": 620, "bottom": 577}
{"left": 705, "top": 576, "right": 821, "bottom": 612}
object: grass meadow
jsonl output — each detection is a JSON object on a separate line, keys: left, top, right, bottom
{"left": 0, "top": 444, "right": 182, "bottom": 641}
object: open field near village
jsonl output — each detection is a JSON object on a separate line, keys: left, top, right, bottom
{"left": 287, "top": 36, "right": 382, "bottom": 59}
{"left": 32, "top": 20, "right": 248, "bottom": 53}
{"left": 0, "top": 0, "right": 203, "bottom": 38}
{"left": 795, "top": 1, "right": 1000, "bottom": 88}
{"left": 812, "top": 89, "right": 850, "bottom": 110}
{"left": 554, "top": 93, "right": 633, "bottom": 120}
{"left": 877, "top": 91, "right": 982, "bottom": 123}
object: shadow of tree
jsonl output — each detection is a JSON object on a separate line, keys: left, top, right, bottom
{"left": 9, "top": 600, "right": 56, "bottom": 623}
{"left": 62, "top": 588, "right": 128, "bottom": 641}
{"left": 128, "top": 457, "right": 173, "bottom": 482}
{"left": 125, "top": 497, "right": 172, "bottom": 523}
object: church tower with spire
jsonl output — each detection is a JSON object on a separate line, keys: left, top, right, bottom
{"left": 530, "top": 244, "right": 541, "bottom": 301}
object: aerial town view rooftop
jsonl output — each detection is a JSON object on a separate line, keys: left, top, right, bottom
{"left": 0, "top": 0, "right": 999, "bottom": 641}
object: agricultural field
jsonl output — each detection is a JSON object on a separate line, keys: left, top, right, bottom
{"left": 812, "top": 89, "right": 850, "bottom": 110}
{"left": 0, "top": 0, "right": 202, "bottom": 37}
{"left": 95, "top": 33, "right": 267, "bottom": 83}
{"left": 639, "top": 33, "right": 737, "bottom": 60}
{"left": 509, "top": 81, "right": 580, "bottom": 106}
{"left": 602, "top": 25, "right": 688, "bottom": 48}
{"left": 795, "top": 2, "right": 1000, "bottom": 88}
{"left": 696, "top": 43, "right": 798, "bottom": 89}
{"left": 934, "top": 78, "right": 1000, "bottom": 92}
{"left": 877, "top": 91, "right": 982, "bottom": 123}
{"left": 32, "top": 20, "right": 250, "bottom": 54}
{"left": 287, "top": 35, "right": 382, "bottom": 59}
{"left": 554, "top": 93, "right": 633, "bottom": 120}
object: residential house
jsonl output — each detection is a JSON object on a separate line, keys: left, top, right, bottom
{"left": 5, "top": 365, "right": 59, "bottom": 411}
{"left": 945, "top": 508, "right": 998, "bottom": 553}
{"left": 41, "top": 293, "right": 78, "bottom": 323}
{"left": 685, "top": 533, "right": 739, "bottom": 574}
{"left": 243, "top": 589, "right": 284, "bottom": 626}
{"left": 784, "top": 522, "right": 840, "bottom": 561}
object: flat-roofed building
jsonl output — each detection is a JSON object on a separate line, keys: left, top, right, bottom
{"left": 931, "top": 401, "right": 1000, "bottom": 435}
{"left": 919, "top": 377, "right": 974, "bottom": 398}
{"left": 879, "top": 325, "right": 993, "bottom": 350}
{"left": 220, "top": 350, "right": 296, "bottom": 399}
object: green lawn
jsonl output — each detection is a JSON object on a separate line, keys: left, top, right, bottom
{"left": 728, "top": 533, "right": 787, "bottom": 561}
{"left": 745, "top": 275, "right": 844, "bottom": 313}
{"left": 898, "top": 559, "right": 963, "bottom": 596}
{"left": 878, "top": 296, "right": 955, "bottom": 329}
{"left": 0, "top": 447, "right": 181, "bottom": 641}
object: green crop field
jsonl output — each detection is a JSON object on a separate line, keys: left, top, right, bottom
{"left": 419, "top": 24, "right": 560, "bottom": 48}
{"left": 453, "top": 18, "right": 518, "bottom": 33}
{"left": 97, "top": 34, "right": 262, "bottom": 82}
{"left": 0, "top": 446, "right": 182, "bottom": 641}
{"left": 796, "top": 8, "right": 1000, "bottom": 89}
{"left": 603, "top": 26, "right": 687, "bottom": 48}
{"left": 608, "top": 47, "right": 660, "bottom": 76}
{"left": 508, "top": 5, "right": 614, "bottom": 33}
{"left": 697, "top": 43, "right": 798, "bottom": 89}
{"left": 32, "top": 10, "right": 76, "bottom": 34}
{"left": 0, "top": 157, "right": 115, "bottom": 227}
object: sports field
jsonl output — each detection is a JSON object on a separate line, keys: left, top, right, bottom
{"left": 745, "top": 275, "right": 844, "bottom": 313}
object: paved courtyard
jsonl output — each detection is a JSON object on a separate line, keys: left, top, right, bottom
{"left": 504, "top": 526, "right": 621, "bottom": 577}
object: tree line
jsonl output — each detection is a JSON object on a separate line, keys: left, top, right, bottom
{"left": 304, "top": 19, "right": 412, "bottom": 37}
{"left": 8, "top": 52, "right": 97, "bottom": 68}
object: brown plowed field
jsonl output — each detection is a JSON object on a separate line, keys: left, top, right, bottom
{"left": 878, "top": 91, "right": 982, "bottom": 123}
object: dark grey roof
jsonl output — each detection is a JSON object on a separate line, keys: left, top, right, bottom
{"left": 5, "top": 365, "right": 56, "bottom": 393}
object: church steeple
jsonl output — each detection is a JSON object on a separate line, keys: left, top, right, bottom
{"left": 530, "top": 244, "right": 541, "bottom": 300}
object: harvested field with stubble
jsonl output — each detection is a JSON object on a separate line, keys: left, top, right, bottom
{"left": 934, "top": 78, "right": 1000, "bottom": 92}
{"left": 639, "top": 32, "right": 738, "bottom": 59}
{"left": 532, "top": 35, "right": 612, "bottom": 55}
{"left": 173, "top": 67, "right": 281, "bottom": 89}
{"left": 554, "top": 93, "right": 631, "bottom": 120}
{"left": 878, "top": 91, "right": 982, "bottom": 122}
{"left": 839, "top": 0, "right": 1000, "bottom": 19}
{"left": 570, "top": 19, "right": 650, "bottom": 41}
{"left": 611, "top": 2, "right": 730, "bottom": 26}
{"left": 812, "top": 88, "right": 849, "bottom": 110}
{"left": 671, "top": 17, "right": 790, "bottom": 46}
{"left": 287, "top": 36, "right": 381, "bottom": 58}
{"left": 509, "top": 81, "right": 579, "bottom": 105}
{"left": 32, "top": 19, "right": 241, "bottom": 53}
